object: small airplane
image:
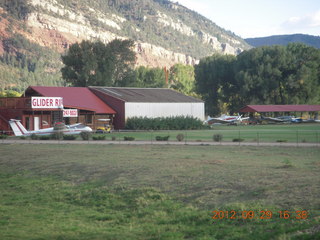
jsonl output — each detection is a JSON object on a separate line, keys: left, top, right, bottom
{"left": 9, "top": 119, "right": 92, "bottom": 136}
{"left": 206, "top": 114, "right": 249, "bottom": 125}
{"left": 261, "top": 116, "right": 303, "bottom": 123}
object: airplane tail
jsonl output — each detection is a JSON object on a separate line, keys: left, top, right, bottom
{"left": 9, "top": 119, "right": 29, "bottom": 136}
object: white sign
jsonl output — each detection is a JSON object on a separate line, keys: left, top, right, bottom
{"left": 31, "top": 97, "right": 63, "bottom": 109}
{"left": 63, "top": 109, "right": 78, "bottom": 118}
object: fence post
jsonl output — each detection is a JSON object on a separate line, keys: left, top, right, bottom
{"left": 151, "top": 131, "right": 153, "bottom": 144}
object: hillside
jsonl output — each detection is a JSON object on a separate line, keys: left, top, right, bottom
{"left": 245, "top": 34, "right": 320, "bottom": 48}
{"left": 0, "top": 0, "right": 251, "bottom": 91}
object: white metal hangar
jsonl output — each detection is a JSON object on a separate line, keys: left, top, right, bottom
{"left": 89, "top": 87, "right": 205, "bottom": 129}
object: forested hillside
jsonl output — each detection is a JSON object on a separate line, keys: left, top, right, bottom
{"left": 245, "top": 34, "right": 320, "bottom": 48}
{"left": 0, "top": 0, "right": 250, "bottom": 91}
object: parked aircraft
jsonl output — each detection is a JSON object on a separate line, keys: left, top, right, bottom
{"left": 261, "top": 116, "right": 303, "bottom": 123}
{"left": 9, "top": 119, "right": 92, "bottom": 136}
{"left": 206, "top": 114, "right": 249, "bottom": 125}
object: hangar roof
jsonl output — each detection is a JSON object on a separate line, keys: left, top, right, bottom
{"left": 25, "top": 86, "right": 116, "bottom": 114}
{"left": 239, "top": 105, "right": 320, "bottom": 113}
{"left": 90, "top": 87, "right": 203, "bottom": 103}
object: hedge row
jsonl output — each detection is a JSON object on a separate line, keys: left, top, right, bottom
{"left": 125, "top": 116, "right": 204, "bottom": 130}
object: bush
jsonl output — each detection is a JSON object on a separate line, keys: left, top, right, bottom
{"left": 30, "top": 134, "right": 38, "bottom": 140}
{"left": 213, "top": 134, "right": 223, "bottom": 142}
{"left": 233, "top": 138, "right": 244, "bottom": 142}
{"left": 276, "top": 139, "right": 288, "bottom": 143}
{"left": 156, "top": 136, "right": 170, "bottom": 141}
{"left": 39, "top": 135, "right": 50, "bottom": 140}
{"left": 111, "top": 136, "right": 116, "bottom": 141}
{"left": 0, "top": 134, "right": 8, "bottom": 139}
{"left": 63, "top": 135, "right": 77, "bottom": 140}
{"left": 92, "top": 135, "right": 106, "bottom": 140}
{"left": 20, "top": 136, "right": 26, "bottom": 140}
{"left": 51, "top": 132, "right": 63, "bottom": 140}
{"left": 125, "top": 116, "right": 204, "bottom": 130}
{"left": 176, "top": 133, "right": 184, "bottom": 142}
{"left": 80, "top": 132, "right": 91, "bottom": 140}
{"left": 124, "top": 136, "right": 135, "bottom": 141}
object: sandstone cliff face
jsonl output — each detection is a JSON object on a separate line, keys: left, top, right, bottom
{"left": 24, "top": 0, "right": 248, "bottom": 68}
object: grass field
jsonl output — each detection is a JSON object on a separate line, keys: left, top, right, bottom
{"left": 0, "top": 144, "right": 319, "bottom": 239}
{"left": 5, "top": 123, "right": 320, "bottom": 143}
{"left": 83, "top": 124, "right": 320, "bottom": 143}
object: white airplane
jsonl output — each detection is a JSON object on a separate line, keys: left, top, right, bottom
{"left": 261, "top": 116, "right": 303, "bottom": 123}
{"left": 206, "top": 114, "right": 249, "bottom": 125}
{"left": 9, "top": 119, "right": 92, "bottom": 136}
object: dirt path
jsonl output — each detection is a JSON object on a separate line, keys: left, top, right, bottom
{"left": 1, "top": 139, "right": 319, "bottom": 147}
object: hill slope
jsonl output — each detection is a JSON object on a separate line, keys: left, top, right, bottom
{"left": 245, "top": 34, "right": 320, "bottom": 48}
{"left": 0, "top": 0, "right": 251, "bottom": 90}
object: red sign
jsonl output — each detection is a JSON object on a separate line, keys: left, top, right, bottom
{"left": 63, "top": 109, "right": 78, "bottom": 117}
{"left": 31, "top": 97, "right": 63, "bottom": 109}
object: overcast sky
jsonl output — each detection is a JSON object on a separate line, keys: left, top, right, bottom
{"left": 174, "top": 0, "right": 320, "bottom": 38}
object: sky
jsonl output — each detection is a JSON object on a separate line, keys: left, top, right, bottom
{"left": 174, "top": 0, "right": 320, "bottom": 38}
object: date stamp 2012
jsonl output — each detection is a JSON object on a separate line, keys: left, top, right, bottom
{"left": 211, "top": 210, "right": 308, "bottom": 220}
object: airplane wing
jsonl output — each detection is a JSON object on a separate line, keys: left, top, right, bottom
{"left": 68, "top": 123, "right": 82, "bottom": 127}
{"left": 207, "top": 118, "right": 232, "bottom": 124}
{"left": 261, "top": 116, "right": 285, "bottom": 122}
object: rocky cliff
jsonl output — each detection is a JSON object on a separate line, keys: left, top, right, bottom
{"left": 23, "top": 0, "right": 250, "bottom": 68}
{"left": 0, "top": 0, "right": 252, "bottom": 90}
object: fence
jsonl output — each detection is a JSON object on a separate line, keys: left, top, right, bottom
{"left": 2, "top": 129, "right": 320, "bottom": 147}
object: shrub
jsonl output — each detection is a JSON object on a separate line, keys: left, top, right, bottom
{"left": 92, "top": 135, "right": 106, "bottom": 140}
{"left": 80, "top": 132, "right": 91, "bottom": 140}
{"left": 156, "top": 136, "right": 170, "bottom": 141}
{"left": 124, "top": 136, "right": 135, "bottom": 141}
{"left": 111, "top": 136, "right": 116, "bottom": 141}
{"left": 232, "top": 138, "right": 244, "bottom": 142}
{"left": 213, "top": 134, "right": 223, "bottom": 142}
{"left": 39, "top": 135, "right": 50, "bottom": 140}
{"left": 0, "top": 134, "right": 8, "bottom": 139}
{"left": 276, "top": 139, "right": 288, "bottom": 143}
{"left": 30, "top": 134, "right": 38, "bottom": 140}
{"left": 51, "top": 132, "right": 63, "bottom": 140}
{"left": 20, "top": 136, "right": 26, "bottom": 140}
{"left": 176, "top": 133, "right": 184, "bottom": 142}
{"left": 125, "top": 116, "right": 204, "bottom": 130}
{"left": 282, "top": 159, "right": 293, "bottom": 168}
{"left": 63, "top": 135, "right": 77, "bottom": 140}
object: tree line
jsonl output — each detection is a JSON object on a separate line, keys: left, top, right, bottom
{"left": 195, "top": 43, "right": 320, "bottom": 115}
{"left": 62, "top": 40, "right": 320, "bottom": 116}
{"left": 61, "top": 39, "right": 197, "bottom": 95}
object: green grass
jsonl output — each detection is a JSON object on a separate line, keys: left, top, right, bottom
{"left": 105, "top": 124, "right": 320, "bottom": 143}
{"left": 8, "top": 123, "right": 320, "bottom": 143}
{"left": 0, "top": 144, "right": 319, "bottom": 239}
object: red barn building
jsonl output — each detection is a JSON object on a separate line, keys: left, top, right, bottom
{"left": 0, "top": 86, "right": 116, "bottom": 133}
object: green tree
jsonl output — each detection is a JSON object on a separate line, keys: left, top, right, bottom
{"left": 195, "top": 54, "right": 236, "bottom": 116}
{"left": 195, "top": 44, "right": 320, "bottom": 115}
{"left": 134, "top": 66, "right": 166, "bottom": 88}
{"left": 169, "top": 64, "right": 196, "bottom": 95}
{"left": 235, "top": 44, "right": 320, "bottom": 107}
{"left": 61, "top": 39, "right": 136, "bottom": 87}
{"left": 0, "top": 0, "right": 32, "bottom": 20}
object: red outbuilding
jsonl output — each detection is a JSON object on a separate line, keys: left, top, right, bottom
{"left": 239, "top": 105, "right": 320, "bottom": 119}
{"left": 0, "top": 86, "right": 116, "bottom": 133}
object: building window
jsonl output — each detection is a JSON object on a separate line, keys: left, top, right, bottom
{"left": 25, "top": 117, "right": 30, "bottom": 130}
{"left": 86, "top": 114, "right": 93, "bottom": 124}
